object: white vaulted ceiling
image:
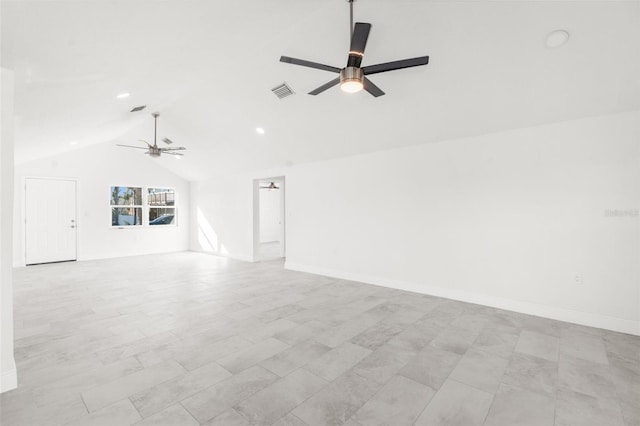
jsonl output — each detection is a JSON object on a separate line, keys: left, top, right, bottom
{"left": 2, "top": 0, "right": 640, "bottom": 180}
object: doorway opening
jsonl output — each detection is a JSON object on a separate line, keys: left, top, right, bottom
{"left": 253, "top": 177, "right": 285, "bottom": 261}
{"left": 25, "top": 177, "right": 78, "bottom": 265}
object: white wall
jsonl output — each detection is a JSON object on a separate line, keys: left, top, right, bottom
{"left": 1, "top": 67, "right": 17, "bottom": 392}
{"left": 14, "top": 143, "right": 190, "bottom": 266}
{"left": 286, "top": 111, "right": 640, "bottom": 335}
{"left": 259, "top": 187, "right": 281, "bottom": 243}
{"left": 190, "top": 174, "right": 254, "bottom": 261}
{"left": 191, "top": 111, "right": 640, "bottom": 335}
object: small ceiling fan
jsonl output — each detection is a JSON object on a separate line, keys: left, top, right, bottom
{"left": 117, "top": 112, "right": 186, "bottom": 157}
{"left": 260, "top": 182, "right": 280, "bottom": 190}
{"left": 279, "top": 0, "right": 429, "bottom": 97}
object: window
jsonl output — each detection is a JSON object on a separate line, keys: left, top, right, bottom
{"left": 110, "top": 186, "right": 142, "bottom": 226}
{"left": 148, "top": 188, "right": 176, "bottom": 226}
{"left": 110, "top": 186, "right": 177, "bottom": 227}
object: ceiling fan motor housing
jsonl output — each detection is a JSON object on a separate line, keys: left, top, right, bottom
{"left": 340, "top": 66, "right": 364, "bottom": 92}
{"left": 149, "top": 146, "right": 161, "bottom": 157}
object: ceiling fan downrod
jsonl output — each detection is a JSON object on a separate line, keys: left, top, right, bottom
{"left": 348, "top": 0, "right": 354, "bottom": 42}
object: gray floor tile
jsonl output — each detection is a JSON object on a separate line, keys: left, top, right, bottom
{"left": 558, "top": 353, "right": 617, "bottom": 399}
{"left": 260, "top": 340, "right": 332, "bottom": 377}
{"left": 305, "top": 342, "right": 371, "bottom": 382}
{"left": 175, "top": 335, "right": 254, "bottom": 371}
{"left": 398, "top": 345, "right": 462, "bottom": 390}
{"left": 81, "top": 360, "right": 186, "bottom": 412}
{"left": 560, "top": 332, "right": 609, "bottom": 365}
{"left": 555, "top": 387, "right": 625, "bottom": 426}
{"left": 386, "top": 324, "right": 439, "bottom": 354}
{"left": 66, "top": 399, "right": 141, "bottom": 426}
{"left": 352, "top": 343, "right": 415, "bottom": 385}
{"left": 217, "top": 338, "right": 290, "bottom": 374}
{"left": 619, "top": 401, "right": 640, "bottom": 426}
{"left": 133, "top": 403, "right": 199, "bottom": 426}
{"left": 484, "top": 383, "right": 555, "bottom": 426}
{"left": 32, "top": 356, "right": 143, "bottom": 408}
{"left": 414, "top": 379, "right": 493, "bottom": 426}
{"left": 273, "top": 321, "right": 331, "bottom": 346}
{"left": 350, "top": 322, "right": 403, "bottom": 351}
{"left": 271, "top": 413, "right": 309, "bottom": 426}
{"left": 314, "top": 314, "right": 380, "bottom": 348}
{"left": 515, "top": 330, "right": 560, "bottom": 362}
{"left": 472, "top": 329, "right": 519, "bottom": 358}
{"left": 353, "top": 375, "right": 434, "bottom": 426}
{"left": 429, "top": 326, "right": 479, "bottom": 355}
{"left": 3, "top": 253, "right": 639, "bottom": 426}
{"left": 202, "top": 408, "right": 251, "bottom": 426}
{"left": 449, "top": 347, "right": 510, "bottom": 394}
{"left": 180, "top": 365, "right": 278, "bottom": 423}
{"left": 502, "top": 353, "right": 558, "bottom": 396}
{"left": 130, "top": 361, "right": 231, "bottom": 418}
{"left": 1, "top": 394, "right": 87, "bottom": 426}
{"left": 234, "top": 368, "right": 327, "bottom": 425}
{"left": 292, "top": 371, "right": 381, "bottom": 426}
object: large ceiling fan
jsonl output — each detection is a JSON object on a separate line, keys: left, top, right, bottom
{"left": 117, "top": 112, "right": 186, "bottom": 157}
{"left": 279, "top": 0, "right": 429, "bottom": 97}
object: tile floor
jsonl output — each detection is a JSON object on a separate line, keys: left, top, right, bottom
{"left": 1, "top": 252, "right": 638, "bottom": 426}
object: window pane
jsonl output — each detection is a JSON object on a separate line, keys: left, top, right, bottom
{"left": 111, "top": 207, "right": 142, "bottom": 226}
{"left": 148, "top": 188, "right": 175, "bottom": 206}
{"left": 149, "top": 207, "right": 175, "bottom": 225}
{"left": 110, "top": 187, "right": 142, "bottom": 206}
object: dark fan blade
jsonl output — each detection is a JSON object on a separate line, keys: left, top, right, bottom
{"left": 117, "top": 144, "right": 148, "bottom": 150}
{"left": 363, "top": 77, "right": 385, "bottom": 97}
{"left": 347, "top": 22, "right": 371, "bottom": 68}
{"left": 280, "top": 56, "right": 341, "bottom": 73}
{"left": 362, "top": 56, "right": 429, "bottom": 75}
{"left": 308, "top": 78, "right": 341, "bottom": 95}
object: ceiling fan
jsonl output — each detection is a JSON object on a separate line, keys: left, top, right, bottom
{"left": 279, "top": 0, "right": 429, "bottom": 97}
{"left": 117, "top": 112, "right": 186, "bottom": 157}
{"left": 260, "top": 182, "right": 280, "bottom": 190}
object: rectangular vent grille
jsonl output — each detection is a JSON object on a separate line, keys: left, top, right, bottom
{"left": 130, "top": 105, "right": 146, "bottom": 112}
{"left": 271, "top": 82, "right": 295, "bottom": 99}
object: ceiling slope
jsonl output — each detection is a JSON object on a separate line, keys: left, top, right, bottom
{"left": 2, "top": 0, "right": 639, "bottom": 180}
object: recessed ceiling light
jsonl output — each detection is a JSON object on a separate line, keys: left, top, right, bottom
{"left": 116, "top": 92, "right": 130, "bottom": 99}
{"left": 175, "top": 156, "right": 181, "bottom": 160}
{"left": 69, "top": 141, "right": 78, "bottom": 145}
{"left": 256, "top": 127, "right": 265, "bottom": 135}
{"left": 545, "top": 30, "right": 570, "bottom": 48}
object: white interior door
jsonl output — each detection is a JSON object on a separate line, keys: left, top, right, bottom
{"left": 25, "top": 178, "right": 77, "bottom": 265}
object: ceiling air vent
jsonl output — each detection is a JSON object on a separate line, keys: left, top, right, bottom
{"left": 130, "top": 105, "right": 146, "bottom": 112}
{"left": 271, "top": 82, "right": 295, "bottom": 99}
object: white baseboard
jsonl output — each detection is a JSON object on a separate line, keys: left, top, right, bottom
{"left": 1, "top": 361, "right": 17, "bottom": 393}
{"left": 189, "top": 249, "right": 254, "bottom": 263}
{"left": 285, "top": 262, "right": 640, "bottom": 336}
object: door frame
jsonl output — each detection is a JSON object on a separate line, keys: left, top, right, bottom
{"left": 252, "top": 176, "right": 285, "bottom": 261}
{"left": 23, "top": 176, "right": 79, "bottom": 265}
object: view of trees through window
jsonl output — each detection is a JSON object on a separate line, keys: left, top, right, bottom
{"left": 110, "top": 186, "right": 176, "bottom": 226}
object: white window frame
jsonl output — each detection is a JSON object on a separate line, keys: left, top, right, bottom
{"left": 147, "top": 187, "right": 177, "bottom": 227}
{"left": 109, "top": 185, "right": 177, "bottom": 229}
{"left": 110, "top": 185, "right": 144, "bottom": 228}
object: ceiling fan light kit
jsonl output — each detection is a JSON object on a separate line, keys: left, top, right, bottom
{"left": 340, "top": 67, "right": 364, "bottom": 93}
{"left": 279, "top": 0, "right": 429, "bottom": 97}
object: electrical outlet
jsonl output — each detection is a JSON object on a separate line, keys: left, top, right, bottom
{"left": 575, "top": 274, "right": 583, "bottom": 285}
